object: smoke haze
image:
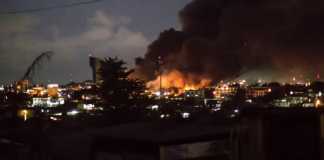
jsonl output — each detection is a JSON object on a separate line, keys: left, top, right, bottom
{"left": 135, "top": 0, "right": 324, "bottom": 83}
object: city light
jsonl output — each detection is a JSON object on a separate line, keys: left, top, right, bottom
{"left": 22, "top": 110, "right": 27, "bottom": 121}
{"left": 182, "top": 112, "right": 190, "bottom": 119}
{"left": 32, "top": 97, "right": 65, "bottom": 107}
{"left": 53, "top": 113, "right": 63, "bottom": 116}
{"left": 1, "top": 1, "right": 324, "bottom": 159}
{"left": 212, "top": 108, "right": 221, "bottom": 112}
{"left": 18, "top": 109, "right": 31, "bottom": 121}
{"left": 67, "top": 110, "right": 79, "bottom": 116}
{"left": 50, "top": 116, "right": 59, "bottom": 121}
{"left": 83, "top": 104, "right": 95, "bottom": 110}
{"left": 155, "top": 91, "right": 161, "bottom": 97}
{"left": 151, "top": 105, "right": 159, "bottom": 110}
{"left": 315, "top": 99, "right": 321, "bottom": 108}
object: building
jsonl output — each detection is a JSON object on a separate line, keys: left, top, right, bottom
{"left": 32, "top": 97, "right": 64, "bottom": 107}
{"left": 47, "top": 84, "right": 59, "bottom": 97}
{"left": 27, "top": 86, "right": 46, "bottom": 97}
{"left": 214, "top": 84, "right": 237, "bottom": 98}
{"left": 89, "top": 55, "right": 104, "bottom": 84}
{"left": 184, "top": 89, "right": 205, "bottom": 98}
{"left": 240, "top": 108, "right": 324, "bottom": 160}
{"left": 246, "top": 87, "right": 271, "bottom": 98}
{"left": 16, "top": 80, "right": 29, "bottom": 92}
{"left": 90, "top": 121, "right": 236, "bottom": 160}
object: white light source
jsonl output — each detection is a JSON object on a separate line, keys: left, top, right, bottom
{"left": 50, "top": 117, "right": 58, "bottom": 121}
{"left": 32, "top": 97, "right": 65, "bottom": 107}
{"left": 22, "top": 110, "right": 28, "bottom": 121}
{"left": 151, "top": 105, "right": 159, "bottom": 110}
{"left": 212, "top": 108, "right": 221, "bottom": 112}
{"left": 67, "top": 110, "right": 79, "bottom": 116}
{"left": 155, "top": 91, "right": 162, "bottom": 97}
{"left": 53, "top": 113, "right": 63, "bottom": 116}
{"left": 83, "top": 104, "right": 95, "bottom": 110}
{"left": 182, "top": 112, "right": 190, "bottom": 119}
{"left": 47, "top": 84, "right": 59, "bottom": 88}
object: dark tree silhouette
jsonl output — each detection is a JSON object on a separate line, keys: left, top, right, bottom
{"left": 7, "top": 92, "right": 29, "bottom": 106}
{"left": 310, "top": 81, "right": 324, "bottom": 92}
{"left": 99, "top": 57, "right": 148, "bottom": 109}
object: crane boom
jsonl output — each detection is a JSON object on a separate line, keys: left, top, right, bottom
{"left": 21, "top": 51, "right": 54, "bottom": 83}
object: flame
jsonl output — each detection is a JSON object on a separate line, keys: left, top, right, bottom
{"left": 147, "top": 70, "right": 211, "bottom": 94}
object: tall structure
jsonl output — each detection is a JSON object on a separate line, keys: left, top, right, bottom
{"left": 89, "top": 55, "right": 104, "bottom": 84}
{"left": 158, "top": 56, "right": 163, "bottom": 100}
{"left": 21, "top": 51, "right": 54, "bottom": 83}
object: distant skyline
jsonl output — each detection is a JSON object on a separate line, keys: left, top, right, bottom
{"left": 0, "top": 0, "right": 190, "bottom": 84}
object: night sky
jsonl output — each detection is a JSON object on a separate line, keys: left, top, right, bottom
{"left": 0, "top": 0, "right": 190, "bottom": 84}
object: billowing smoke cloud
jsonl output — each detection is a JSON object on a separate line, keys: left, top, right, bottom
{"left": 135, "top": 0, "right": 324, "bottom": 83}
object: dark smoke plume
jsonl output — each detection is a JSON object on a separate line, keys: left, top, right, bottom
{"left": 135, "top": 0, "right": 324, "bottom": 83}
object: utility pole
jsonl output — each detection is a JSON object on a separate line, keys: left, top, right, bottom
{"left": 158, "top": 56, "right": 163, "bottom": 100}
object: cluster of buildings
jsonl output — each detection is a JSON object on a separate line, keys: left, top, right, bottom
{"left": 1, "top": 55, "right": 323, "bottom": 121}
{"left": 0, "top": 56, "right": 105, "bottom": 109}
{"left": 272, "top": 86, "right": 323, "bottom": 108}
{"left": 0, "top": 56, "right": 107, "bottom": 121}
{"left": 0, "top": 79, "right": 102, "bottom": 121}
{"left": 147, "top": 79, "right": 324, "bottom": 111}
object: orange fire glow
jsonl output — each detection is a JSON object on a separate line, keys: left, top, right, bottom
{"left": 147, "top": 70, "right": 211, "bottom": 93}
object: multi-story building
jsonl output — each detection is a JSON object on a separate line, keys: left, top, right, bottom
{"left": 89, "top": 55, "right": 104, "bottom": 85}
{"left": 246, "top": 87, "right": 271, "bottom": 98}
{"left": 214, "top": 84, "right": 237, "bottom": 99}
{"left": 16, "top": 80, "right": 30, "bottom": 92}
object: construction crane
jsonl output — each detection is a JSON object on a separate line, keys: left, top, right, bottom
{"left": 21, "top": 51, "right": 54, "bottom": 83}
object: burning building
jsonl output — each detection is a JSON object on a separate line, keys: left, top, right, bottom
{"left": 146, "top": 70, "right": 211, "bottom": 95}
{"left": 214, "top": 84, "right": 238, "bottom": 99}
{"left": 135, "top": 0, "right": 324, "bottom": 90}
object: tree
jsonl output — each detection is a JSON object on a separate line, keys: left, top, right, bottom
{"left": 99, "top": 57, "right": 148, "bottom": 109}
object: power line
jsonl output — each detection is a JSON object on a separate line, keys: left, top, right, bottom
{"left": 0, "top": 0, "right": 103, "bottom": 15}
